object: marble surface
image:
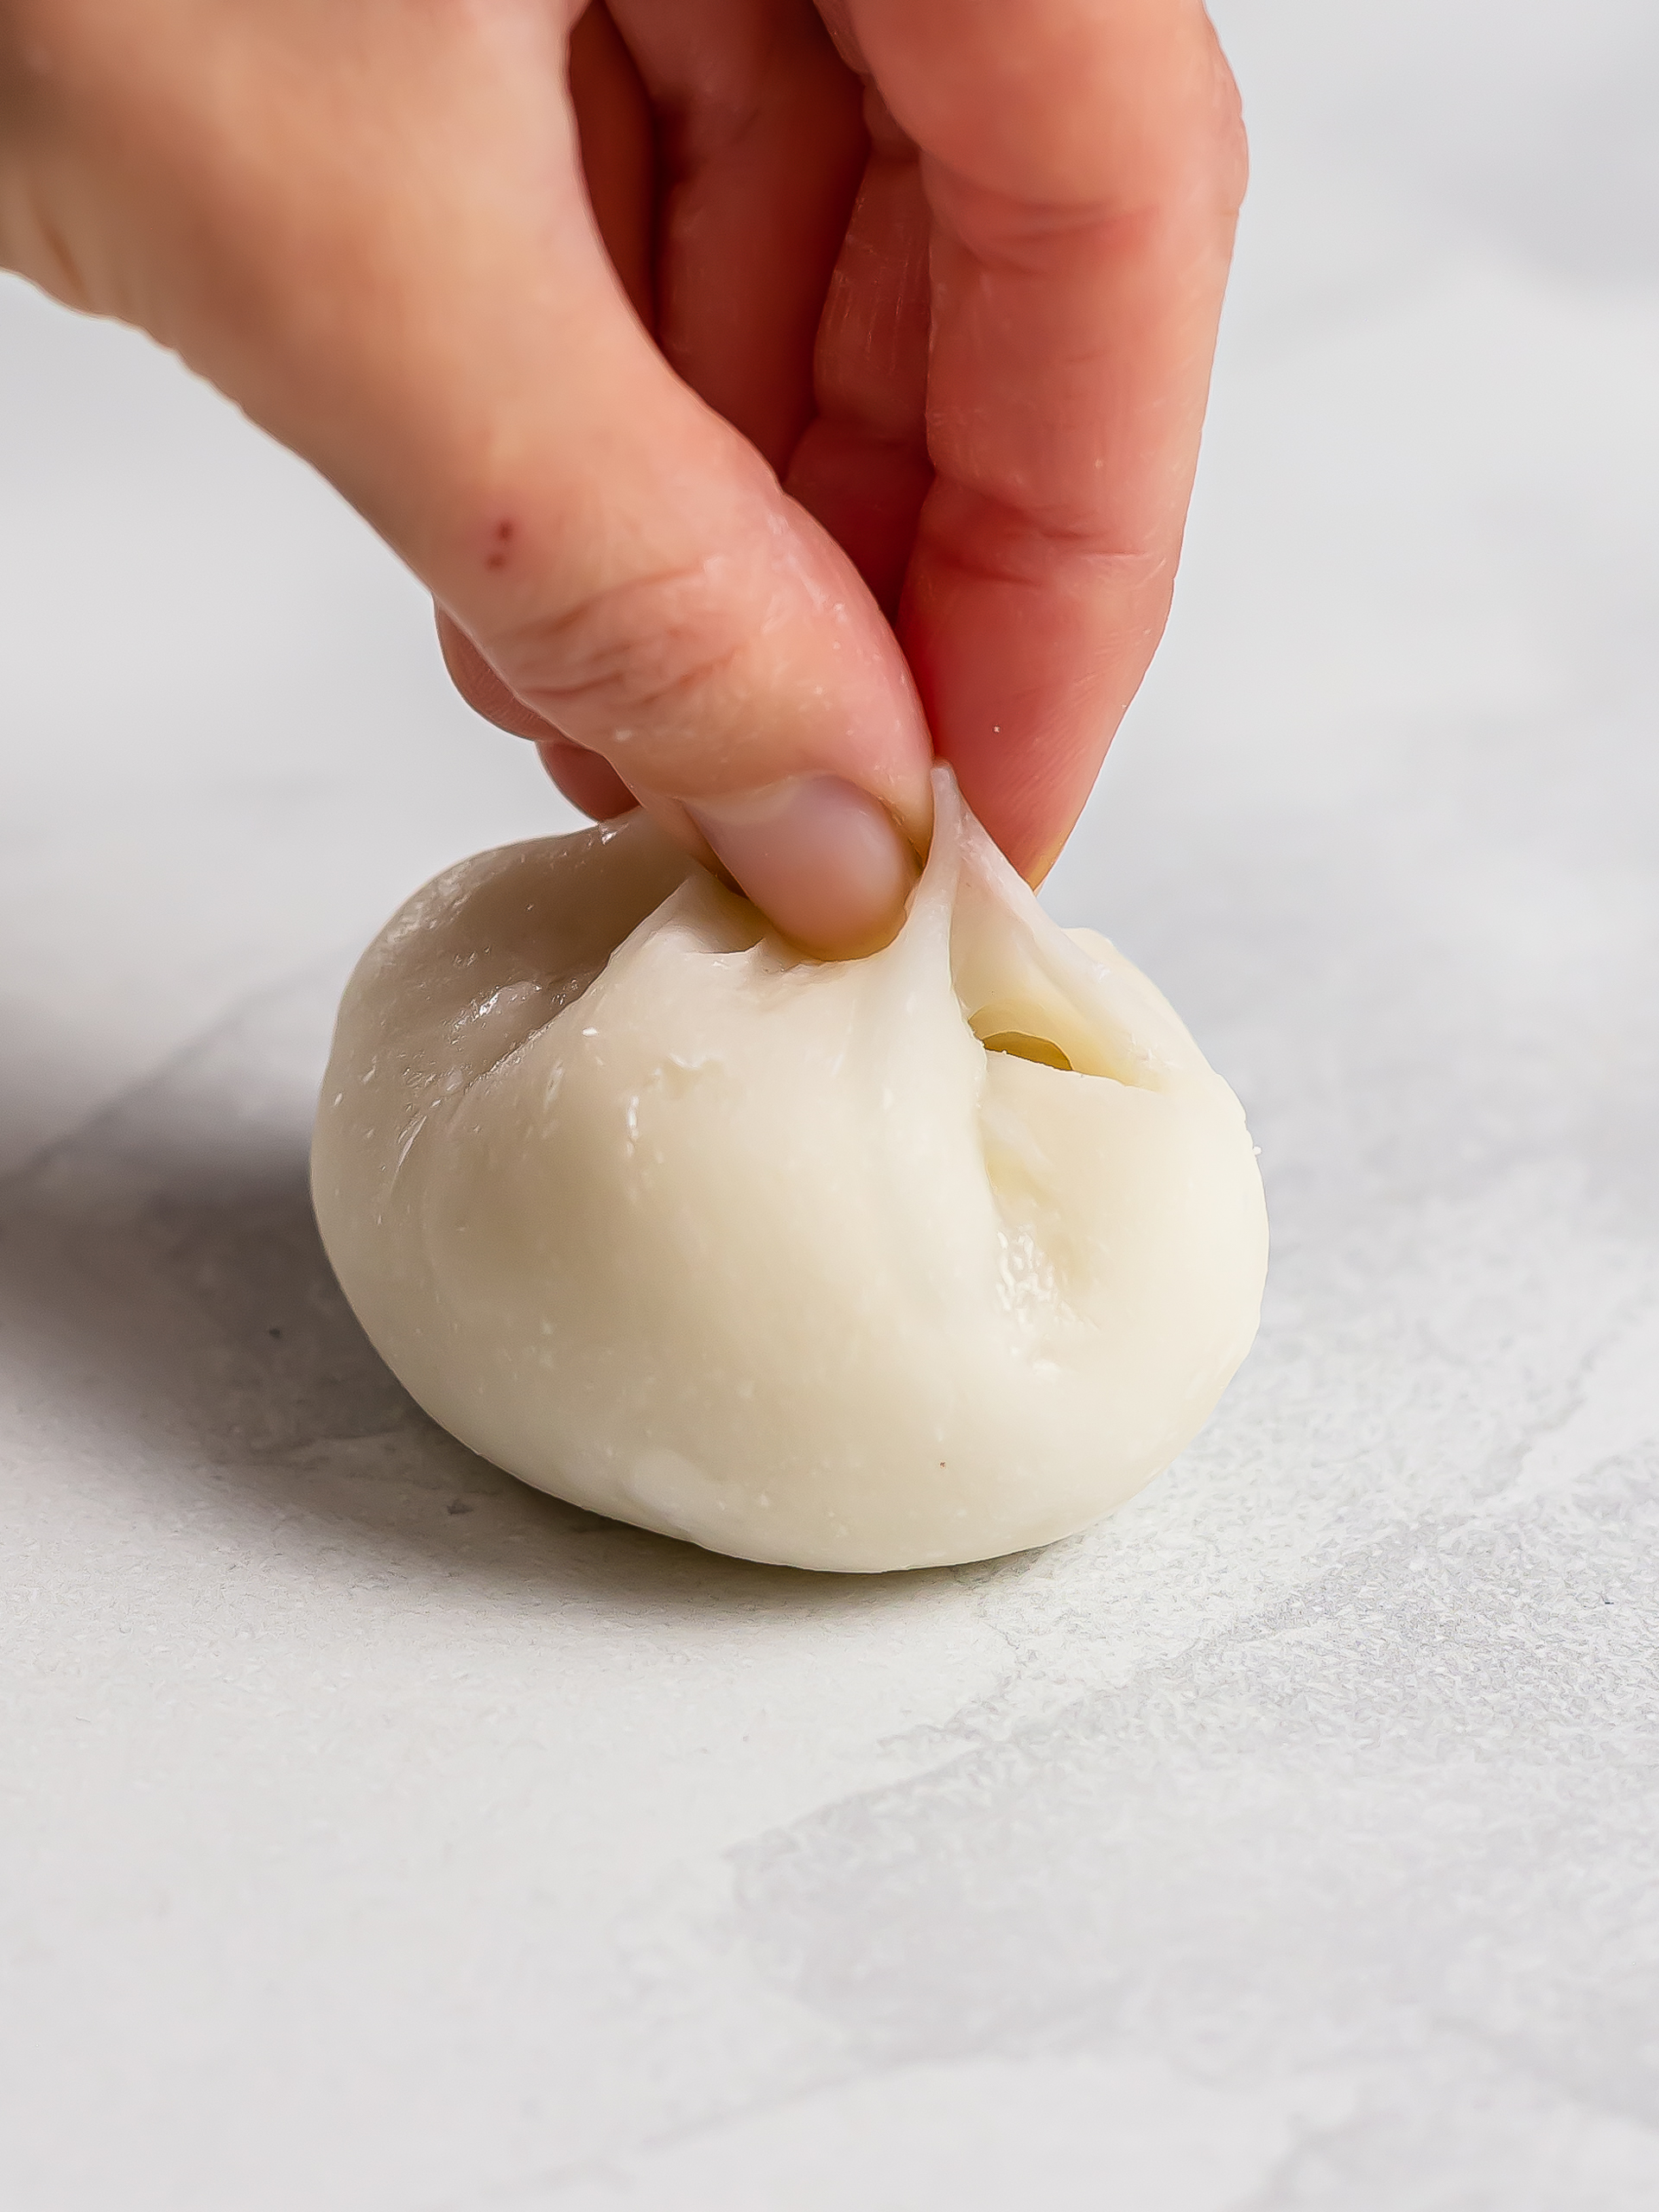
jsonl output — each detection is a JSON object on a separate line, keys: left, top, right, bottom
{"left": 3, "top": 3, "right": 1657, "bottom": 2205}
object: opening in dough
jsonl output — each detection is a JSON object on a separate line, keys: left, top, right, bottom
{"left": 976, "top": 1029, "right": 1075, "bottom": 1072}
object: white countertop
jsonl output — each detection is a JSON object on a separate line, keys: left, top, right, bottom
{"left": 3, "top": 4, "right": 1657, "bottom": 2205}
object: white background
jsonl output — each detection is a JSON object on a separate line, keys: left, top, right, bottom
{"left": 3, "top": 3, "right": 1657, "bottom": 2204}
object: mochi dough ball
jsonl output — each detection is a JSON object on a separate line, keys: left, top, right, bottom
{"left": 312, "top": 770, "right": 1268, "bottom": 1573}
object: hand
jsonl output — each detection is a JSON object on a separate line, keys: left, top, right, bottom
{"left": 0, "top": 1, "right": 1244, "bottom": 953}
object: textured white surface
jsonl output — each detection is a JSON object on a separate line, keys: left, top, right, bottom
{"left": 3, "top": 2, "right": 1657, "bottom": 2203}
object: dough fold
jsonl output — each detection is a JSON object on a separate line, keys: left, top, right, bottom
{"left": 312, "top": 770, "right": 1268, "bottom": 1572}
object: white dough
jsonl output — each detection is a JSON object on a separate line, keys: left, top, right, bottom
{"left": 311, "top": 770, "right": 1268, "bottom": 1573}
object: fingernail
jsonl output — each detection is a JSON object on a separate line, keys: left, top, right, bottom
{"left": 684, "top": 777, "right": 919, "bottom": 957}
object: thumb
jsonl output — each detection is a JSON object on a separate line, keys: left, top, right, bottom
{"left": 424, "top": 360, "right": 933, "bottom": 953}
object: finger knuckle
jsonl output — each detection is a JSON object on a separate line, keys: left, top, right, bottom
{"left": 490, "top": 563, "right": 760, "bottom": 755}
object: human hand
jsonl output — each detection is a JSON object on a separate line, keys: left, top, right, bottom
{"left": 0, "top": 1, "right": 1243, "bottom": 953}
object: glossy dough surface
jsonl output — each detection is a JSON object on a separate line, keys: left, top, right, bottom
{"left": 312, "top": 772, "right": 1268, "bottom": 1572}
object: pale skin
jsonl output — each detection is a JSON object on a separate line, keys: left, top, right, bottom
{"left": 0, "top": 0, "right": 1245, "bottom": 955}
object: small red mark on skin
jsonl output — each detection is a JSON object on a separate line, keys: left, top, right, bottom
{"left": 485, "top": 517, "right": 515, "bottom": 571}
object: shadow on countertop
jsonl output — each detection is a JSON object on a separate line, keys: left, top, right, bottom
{"left": 0, "top": 971, "right": 950, "bottom": 1624}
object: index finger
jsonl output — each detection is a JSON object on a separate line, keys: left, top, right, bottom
{"left": 849, "top": 0, "right": 1246, "bottom": 880}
